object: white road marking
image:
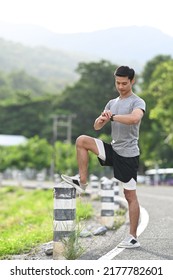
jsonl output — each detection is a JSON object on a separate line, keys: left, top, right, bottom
{"left": 98, "top": 198, "right": 149, "bottom": 260}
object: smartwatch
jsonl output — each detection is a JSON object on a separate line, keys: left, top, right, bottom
{"left": 110, "top": 114, "right": 116, "bottom": 121}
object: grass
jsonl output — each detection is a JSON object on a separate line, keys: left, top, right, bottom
{"left": 61, "top": 199, "right": 94, "bottom": 260}
{"left": 61, "top": 225, "right": 85, "bottom": 260}
{"left": 0, "top": 186, "right": 53, "bottom": 259}
{"left": 76, "top": 198, "right": 94, "bottom": 222}
{"left": 0, "top": 186, "right": 94, "bottom": 259}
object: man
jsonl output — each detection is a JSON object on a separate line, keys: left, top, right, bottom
{"left": 61, "top": 66, "right": 146, "bottom": 248}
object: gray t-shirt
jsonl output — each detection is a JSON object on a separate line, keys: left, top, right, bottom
{"left": 104, "top": 93, "right": 146, "bottom": 157}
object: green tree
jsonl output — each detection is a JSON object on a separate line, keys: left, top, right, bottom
{"left": 140, "top": 54, "right": 171, "bottom": 90}
{"left": 0, "top": 97, "right": 55, "bottom": 140}
{"left": 140, "top": 58, "right": 173, "bottom": 168}
{"left": 54, "top": 141, "right": 78, "bottom": 174}
{"left": 59, "top": 60, "right": 118, "bottom": 140}
{"left": 0, "top": 136, "right": 52, "bottom": 171}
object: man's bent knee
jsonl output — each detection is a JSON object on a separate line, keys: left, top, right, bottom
{"left": 76, "top": 135, "right": 89, "bottom": 147}
{"left": 76, "top": 135, "right": 98, "bottom": 154}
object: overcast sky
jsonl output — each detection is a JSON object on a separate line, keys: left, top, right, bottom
{"left": 0, "top": 0, "right": 173, "bottom": 37}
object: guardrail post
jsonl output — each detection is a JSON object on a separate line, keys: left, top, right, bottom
{"left": 53, "top": 181, "right": 76, "bottom": 260}
{"left": 100, "top": 177, "right": 114, "bottom": 228}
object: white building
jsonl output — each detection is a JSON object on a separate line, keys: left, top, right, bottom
{"left": 0, "top": 134, "right": 27, "bottom": 146}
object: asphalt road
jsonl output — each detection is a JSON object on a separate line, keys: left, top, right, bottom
{"left": 111, "top": 185, "right": 173, "bottom": 260}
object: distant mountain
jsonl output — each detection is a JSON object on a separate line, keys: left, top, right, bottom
{"left": 0, "top": 38, "right": 93, "bottom": 90}
{"left": 0, "top": 22, "right": 173, "bottom": 72}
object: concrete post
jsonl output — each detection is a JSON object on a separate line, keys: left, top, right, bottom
{"left": 54, "top": 173, "right": 61, "bottom": 184}
{"left": 36, "top": 172, "right": 44, "bottom": 188}
{"left": 17, "top": 171, "right": 23, "bottom": 187}
{"left": 100, "top": 177, "right": 114, "bottom": 229}
{"left": 53, "top": 181, "right": 76, "bottom": 260}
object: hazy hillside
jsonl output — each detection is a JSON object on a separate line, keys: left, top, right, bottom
{"left": 0, "top": 38, "right": 92, "bottom": 90}
{"left": 1, "top": 22, "right": 173, "bottom": 72}
{"left": 0, "top": 22, "right": 173, "bottom": 86}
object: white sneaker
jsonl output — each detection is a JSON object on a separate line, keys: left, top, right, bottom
{"left": 61, "top": 174, "right": 88, "bottom": 194}
{"left": 117, "top": 235, "right": 140, "bottom": 248}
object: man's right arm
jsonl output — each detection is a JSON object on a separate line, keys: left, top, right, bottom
{"left": 94, "top": 112, "right": 110, "bottom": 130}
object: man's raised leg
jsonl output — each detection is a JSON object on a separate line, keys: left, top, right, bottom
{"left": 76, "top": 135, "right": 99, "bottom": 184}
{"left": 61, "top": 135, "right": 99, "bottom": 193}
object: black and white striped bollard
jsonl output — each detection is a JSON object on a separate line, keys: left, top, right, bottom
{"left": 53, "top": 181, "right": 76, "bottom": 259}
{"left": 111, "top": 178, "right": 120, "bottom": 211}
{"left": 89, "top": 174, "right": 100, "bottom": 199}
{"left": 100, "top": 177, "right": 114, "bottom": 228}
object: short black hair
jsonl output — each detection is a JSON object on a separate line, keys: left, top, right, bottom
{"left": 114, "top": 66, "right": 135, "bottom": 81}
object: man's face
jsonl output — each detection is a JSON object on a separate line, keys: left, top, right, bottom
{"left": 115, "top": 76, "right": 134, "bottom": 96}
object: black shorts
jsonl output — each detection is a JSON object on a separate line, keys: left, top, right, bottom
{"left": 98, "top": 142, "right": 139, "bottom": 183}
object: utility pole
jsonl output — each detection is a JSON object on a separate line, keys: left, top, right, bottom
{"left": 50, "top": 114, "right": 76, "bottom": 180}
